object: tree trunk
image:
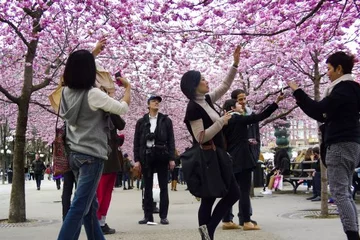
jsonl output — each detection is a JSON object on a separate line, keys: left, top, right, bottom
{"left": 1, "top": 124, "right": 5, "bottom": 185}
{"left": 8, "top": 103, "right": 29, "bottom": 222}
{"left": 313, "top": 51, "right": 328, "bottom": 217}
{"left": 8, "top": 38, "right": 37, "bottom": 223}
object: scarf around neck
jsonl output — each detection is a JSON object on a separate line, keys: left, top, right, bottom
{"left": 324, "top": 74, "right": 354, "bottom": 97}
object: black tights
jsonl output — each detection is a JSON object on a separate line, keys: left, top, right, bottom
{"left": 62, "top": 171, "right": 76, "bottom": 221}
{"left": 198, "top": 176, "right": 240, "bottom": 240}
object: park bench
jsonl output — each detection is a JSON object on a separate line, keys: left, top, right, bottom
{"left": 283, "top": 176, "right": 313, "bottom": 193}
{"left": 283, "top": 161, "right": 316, "bottom": 193}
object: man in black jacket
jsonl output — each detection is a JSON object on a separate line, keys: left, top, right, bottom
{"left": 134, "top": 95, "right": 175, "bottom": 225}
{"left": 288, "top": 52, "right": 360, "bottom": 240}
{"left": 31, "top": 154, "right": 46, "bottom": 190}
{"left": 222, "top": 89, "right": 260, "bottom": 229}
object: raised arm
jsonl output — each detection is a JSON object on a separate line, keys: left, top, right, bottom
{"left": 209, "top": 46, "right": 241, "bottom": 102}
{"left": 230, "top": 94, "right": 283, "bottom": 125}
{"left": 88, "top": 88, "right": 129, "bottom": 116}
{"left": 133, "top": 120, "right": 142, "bottom": 163}
{"left": 230, "top": 102, "right": 278, "bottom": 125}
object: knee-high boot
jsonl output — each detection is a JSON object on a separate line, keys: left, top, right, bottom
{"left": 173, "top": 180, "right": 177, "bottom": 191}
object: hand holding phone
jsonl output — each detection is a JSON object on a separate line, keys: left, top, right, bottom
{"left": 115, "top": 71, "right": 123, "bottom": 87}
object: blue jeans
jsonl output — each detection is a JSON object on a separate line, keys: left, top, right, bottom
{"left": 57, "top": 152, "right": 105, "bottom": 240}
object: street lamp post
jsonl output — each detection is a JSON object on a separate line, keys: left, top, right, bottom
{"left": 6, "top": 148, "right": 12, "bottom": 184}
{"left": 1, "top": 148, "right": 5, "bottom": 184}
{"left": 1, "top": 146, "right": 12, "bottom": 184}
{"left": 1, "top": 132, "right": 15, "bottom": 184}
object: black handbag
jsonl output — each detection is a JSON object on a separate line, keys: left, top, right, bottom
{"left": 181, "top": 141, "right": 232, "bottom": 198}
{"left": 110, "top": 114, "right": 126, "bottom": 131}
{"left": 319, "top": 124, "right": 327, "bottom": 167}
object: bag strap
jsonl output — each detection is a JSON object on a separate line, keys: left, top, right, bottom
{"left": 199, "top": 131, "right": 216, "bottom": 151}
{"left": 55, "top": 90, "right": 63, "bottom": 131}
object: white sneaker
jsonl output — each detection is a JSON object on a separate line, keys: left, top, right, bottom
{"left": 147, "top": 221, "right": 158, "bottom": 225}
{"left": 261, "top": 189, "right": 272, "bottom": 195}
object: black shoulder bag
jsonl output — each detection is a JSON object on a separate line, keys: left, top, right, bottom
{"left": 181, "top": 122, "right": 233, "bottom": 198}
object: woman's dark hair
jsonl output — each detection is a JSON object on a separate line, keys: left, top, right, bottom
{"left": 312, "top": 146, "right": 320, "bottom": 155}
{"left": 180, "top": 70, "right": 201, "bottom": 100}
{"left": 222, "top": 99, "right": 237, "bottom": 112}
{"left": 63, "top": 50, "right": 96, "bottom": 89}
{"left": 326, "top": 51, "right": 355, "bottom": 74}
{"left": 305, "top": 147, "right": 313, "bottom": 160}
{"left": 274, "top": 148, "right": 289, "bottom": 168}
{"left": 231, "top": 89, "right": 246, "bottom": 100}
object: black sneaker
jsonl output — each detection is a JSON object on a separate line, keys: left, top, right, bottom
{"left": 311, "top": 196, "right": 321, "bottom": 201}
{"left": 138, "top": 217, "right": 154, "bottom": 224}
{"left": 306, "top": 195, "right": 317, "bottom": 200}
{"left": 160, "top": 218, "right": 169, "bottom": 225}
{"left": 101, "top": 223, "right": 115, "bottom": 235}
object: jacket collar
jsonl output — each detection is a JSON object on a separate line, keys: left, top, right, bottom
{"left": 143, "top": 112, "right": 167, "bottom": 122}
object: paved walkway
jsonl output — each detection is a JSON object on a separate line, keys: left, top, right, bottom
{"left": 0, "top": 179, "right": 351, "bottom": 240}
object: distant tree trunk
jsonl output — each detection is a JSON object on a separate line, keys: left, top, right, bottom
{"left": 313, "top": 51, "right": 328, "bottom": 217}
{"left": 1, "top": 123, "right": 6, "bottom": 185}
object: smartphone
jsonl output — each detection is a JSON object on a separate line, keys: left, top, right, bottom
{"left": 115, "top": 71, "right": 121, "bottom": 79}
{"left": 114, "top": 71, "right": 122, "bottom": 87}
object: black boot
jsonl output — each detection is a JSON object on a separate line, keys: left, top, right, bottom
{"left": 101, "top": 223, "right": 116, "bottom": 234}
{"left": 346, "top": 231, "right": 360, "bottom": 240}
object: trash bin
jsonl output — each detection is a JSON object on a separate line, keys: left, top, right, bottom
{"left": 7, "top": 168, "right": 13, "bottom": 184}
{"left": 253, "top": 162, "right": 264, "bottom": 188}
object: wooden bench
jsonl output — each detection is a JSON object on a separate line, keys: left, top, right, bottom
{"left": 283, "top": 176, "right": 313, "bottom": 193}
{"left": 291, "top": 161, "right": 317, "bottom": 165}
{"left": 291, "top": 169, "right": 315, "bottom": 173}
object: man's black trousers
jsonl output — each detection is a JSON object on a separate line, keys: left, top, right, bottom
{"left": 142, "top": 154, "right": 169, "bottom": 220}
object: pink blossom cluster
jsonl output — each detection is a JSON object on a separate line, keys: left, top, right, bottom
{"left": 0, "top": 0, "right": 359, "bottom": 157}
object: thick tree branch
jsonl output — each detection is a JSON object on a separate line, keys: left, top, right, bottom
{"left": 29, "top": 100, "right": 55, "bottom": 115}
{"left": 32, "top": 58, "right": 62, "bottom": 92}
{"left": 354, "top": 0, "right": 360, "bottom": 15}
{"left": 255, "top": 88, "right": 286, "bottom": 105}
{"left": 0, "top": 98, "right": 55, "bottom": 116}
{"left": 154, "top": 0, "right": 326, "bottom": 37}
{"left": 290, "top": 59, "right": 314, "bottom": 80}
{"left": 0, "top": 18, "right": 30, "bottom": 48}
{"left": 254, "top": 76, "right": 271, "bottom": 91}
{"left": 0, "top": 86, "right": 19, "bottom": 104}
{"left": 31, "top": 77, "right": 51, "bottom": 93}
{"left": 332, "top": 0, "right": 348, "bottom": 37}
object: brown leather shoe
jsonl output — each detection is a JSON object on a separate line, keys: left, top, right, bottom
{"left": 243, "top": 222, "right": 261, "bottom": 231}
{"left": 222, "top": 221, "right": 241, "bottom": 230}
